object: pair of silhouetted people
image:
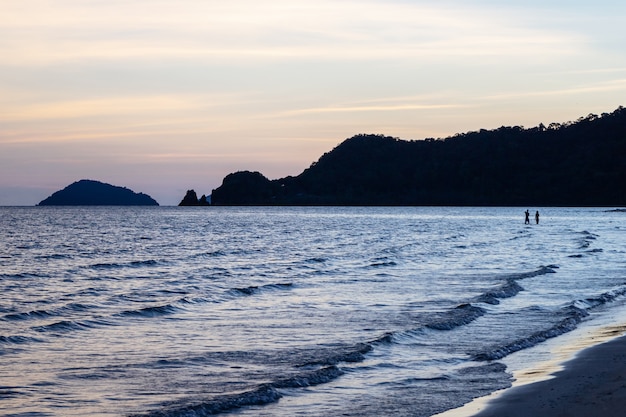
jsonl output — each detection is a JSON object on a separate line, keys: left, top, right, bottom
{"left": 525, "top": 210, "right": 539, "bottom": 224}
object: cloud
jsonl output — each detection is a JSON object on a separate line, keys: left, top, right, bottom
{"left": 0, "top": 0, "right": 582, "bottom": 66}
{"left": 0, "top": 95, "right": 200, "bottom": 121}
{"left": 0, "top": 90, "right": 261, "bottom": 144}
{"left": 480, "top": 78, "right": 626, "bottom": 101}
{"left": 279, "top": 103, "right": 466, "bottom": 116}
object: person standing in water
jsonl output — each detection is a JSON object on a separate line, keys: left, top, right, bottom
{"left": 535, "top": 210, "right": 540, "bottom": 224}
{"left": 525, "top": 210, "right": 530, "bottom": 224}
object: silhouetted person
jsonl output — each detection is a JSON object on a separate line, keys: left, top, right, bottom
{"left": 525, "top": 210, "right": 530, "bottom": 224}
{"left": 535, "top": 211, "right": 540, "bottom": 224}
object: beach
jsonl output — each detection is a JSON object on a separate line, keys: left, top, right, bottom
{"left": 473, "top": 331, "right": 626, "bottom": 417}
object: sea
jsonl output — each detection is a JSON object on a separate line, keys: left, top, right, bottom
{"left": 1, "top": 206, "right": 625, "bottom": 417}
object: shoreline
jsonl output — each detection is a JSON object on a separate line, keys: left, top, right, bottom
{"left": 434, "top": 304, "right": 626, "bottom": 417}
{"left": 472, "top": 330, "right": 626, "bottom": 416}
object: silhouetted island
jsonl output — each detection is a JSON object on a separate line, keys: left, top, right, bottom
{"left": 178, "top": 190, "right": 210, "bottom": 206}
{"left": 38, "top": 180, "right": 159, "bottom": 206}
{"left": 187, "top": 106, "right": 626, "bottom": 206}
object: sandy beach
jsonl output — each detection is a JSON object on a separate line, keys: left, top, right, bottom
{"left": 472, "top": 333, "right": 626, "bottom": 417}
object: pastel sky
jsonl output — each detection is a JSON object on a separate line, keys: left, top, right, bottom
{"left": 1, "top": 0, "right": 625, "bottom": 205}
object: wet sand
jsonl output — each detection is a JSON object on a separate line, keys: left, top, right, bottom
{"left": 472, "top": 334, "right": 626, "bottom": 417}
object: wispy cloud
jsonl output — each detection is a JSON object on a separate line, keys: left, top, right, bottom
{"left": 0, "top": 90, "right": 264, "bottom": 147}
{"left": 0, "top": 95, "right": 200, "bottom": 121}
{"left": 480, "top": 78, "right": 626, "bottom": 101}
{"left": 1, "top": 0, "right": 582, "bottom": 65}
{"left": 280, "top": 103, "right": 465, "bottom": 116}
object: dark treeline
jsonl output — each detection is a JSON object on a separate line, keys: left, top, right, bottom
{"left": 207, "top": 106, "right": 626, "bottom": 206}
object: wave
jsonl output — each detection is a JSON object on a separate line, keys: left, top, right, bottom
{"left": 130, "top": 366, "right": 344, "bottom": 417}
{"left": 90, "top": 262, "right": 123, "bottom": 270}
{"left": 472, "top": 285, "right": 626, "bottom": 361}
{"left": 130, "top": 384, "right": 282, "bottom": 417}
{"left": 287, "top": 267, "right": 561, "bottom": 375}
{"left": 368, "top": 261, "right": 397, "bottom": 268}
{"left": 365, "top": 255, "right": 397, "bottom": 269}
{"left": 0, "top": 272, "right": 47, "bottom": 279}
{"left": 2, "top": 309, "right": 54, "bottom": 321}
{"left": 34, "top": 253, "right": 72, "bottom": 260}
{"left": 377, "top": 375, "right": 451, "bottom": 386}
{"left": 473, "top": 266, "right": 558, "bottom": 306}
{"left": 472, "top": 310, "right": 587, "bottom": 361}
{"left": 506, "top": 265, "right": 558, "bottom": 280}
{"left": 576, "top": 285, "right": 626, "bottom": 308}
{"left": 0, "top": 388, "right": 23, "bottom": 399}
{"left": 127, "top": 264, "right": 570, "bottom": 416}
{"left": 457, "top": 362, "right": 508, "bottom": 378}
{"left": 370, "top": 332, "right": 395, "bottom": 345}
{"left": 273, "top": 365, "right": 343, "bottom": 388}
{"left": 569, "top": 248, "right": 604, "bottom": 258}
{"left": 89, "top": 259, "right": 160, "bottom": 270}
{"left": 299, "top": 303, "right": 486, "bottom": 367}
{"left": 33, "top": 320, "right": 94, "bottom": 333}
{"left": 120, "top": 304, "right": 179, "bottom": 318}
{"left": 32, "top": 316, "right": 117, "bottom": 334}
{"left": 0, "top": 335, "right": 42, "bottom": 345}
{"left": 2, "top": 302, "right": 98, "bottom": 323}
{"left": 474, "top": 281, "right": 524, "bottom": 305}
{"left": 577, "top": 231, "right": 598, "bottom": 249}
{"left": 191, "top": 250, "right": 227, "bottom": 259}
{"left": 305, "top": 257, "right": 327, "bottom": 263}
{"left": 425, "top": 304, "right": 487, "bottom": 330}
{"left": 473, "top": 315, "right": 586, "bottom": 361}
{"left": 65, "top": 303, "right": 96, "bottom": 312}
{"left": 230, "top": 282, "right": 293, "bottom": 297}
{"left": 300, "top": 343, "right": 373, "bottom": 367}
{"left": 189, "top": 248, "right": 262, "bottom": 261}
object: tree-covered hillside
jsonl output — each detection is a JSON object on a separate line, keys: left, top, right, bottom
{"left": 38, "top": 180, "right": 159, "bottom": 206}
{"left": 209, "top": 106, "right": 626, "bottom": 206}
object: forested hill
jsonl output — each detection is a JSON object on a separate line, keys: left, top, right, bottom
{"left": 210, "top": 106, "right": 626, "bottom": 206}
{"left": 38, "top": 180, "right": 159, "bottom": 206}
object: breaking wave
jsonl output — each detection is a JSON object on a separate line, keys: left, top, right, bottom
{"left": 300, "top": 343, "right": 373, "bottom": 367}
{"left": 425, "top": 304, "right": 486, "bottom": 330}
{"left": 89, "top": 259, "right": 161, "bottom": 270}
{"left": 32, "top": 320, "right": 95, "bottom": 333}
{"left": 2, "top": 309, "right": 55, "bottom": 321}
{"left": 130, "top": 366, "right": 344, "bottom": 417}
{"left": 120, "top": 304, "right": 180, "bottom": 318}
{"left": 475, "top": 280, "right": 524, "bottom": 305}
{"left": 474, "top": 266, "right": 558, "bottom": 305}
{"left": 130, "top": 385, "right": 282, "bottom": 417}
{"left": 230, "top": 282, "right": 293, "bottom": 296}
{"left": 0, "top": 335, "right": 41, "bottom": 345}
{"left": 472, "top": 284, "right": 626, "bottom": 361}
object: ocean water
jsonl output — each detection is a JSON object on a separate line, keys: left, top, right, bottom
{"left": 1, "top": 206, "right": 625, "bottom": 417}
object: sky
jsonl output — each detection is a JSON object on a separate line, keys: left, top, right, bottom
{"left": 1, "top": 0, "right": 626, "bottom": 206}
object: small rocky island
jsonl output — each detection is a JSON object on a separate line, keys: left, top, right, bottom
{"left": 178, "top": 189, "right": 210, "bottom": 206}
{"left": 38, "top": 179, "right": 159, "bottom": 206}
